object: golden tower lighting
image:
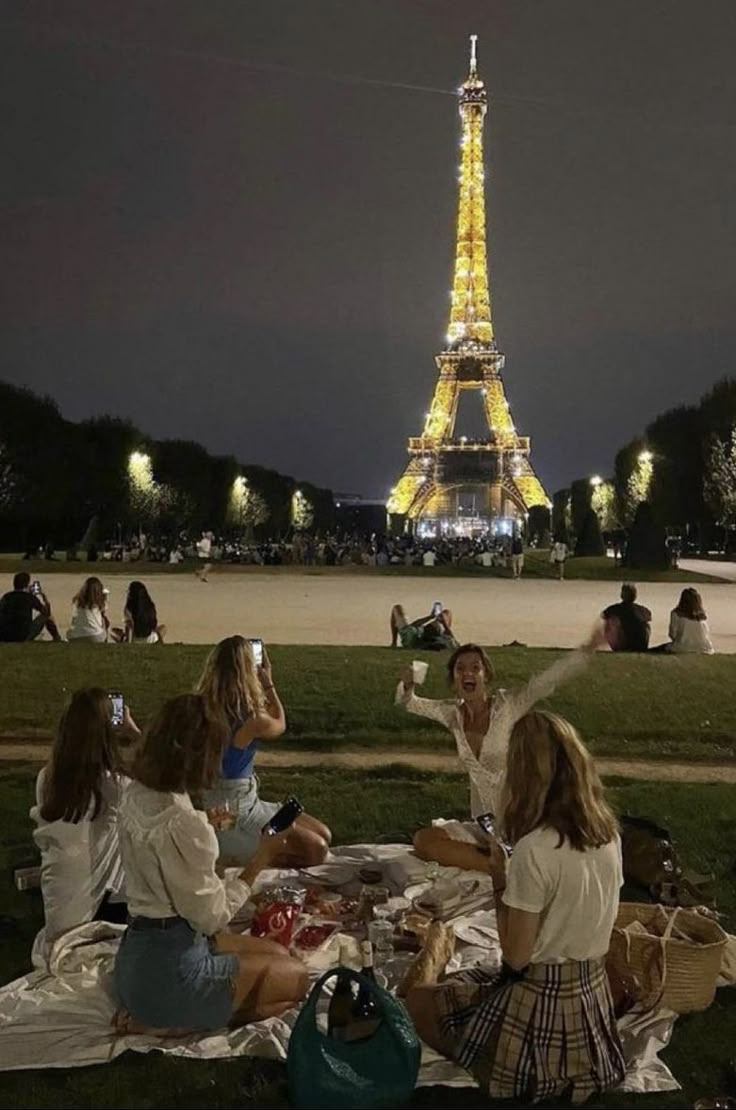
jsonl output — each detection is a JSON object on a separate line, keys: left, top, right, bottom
{"left": 387, "top": 35, "right": 549, "bottom": 533}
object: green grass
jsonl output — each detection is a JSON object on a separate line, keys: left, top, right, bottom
{"left": 0, "top": 763, "right": 734, "bottom": 1108}
{"left": 1, "top": 644, "right": 735, "bottom": 765}
{"left": 0, "top": 551, "right": 725, "bottom": 582}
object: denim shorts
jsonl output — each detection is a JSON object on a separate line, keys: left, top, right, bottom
{"left": 114, "top": 918, "right": 238, "bottom": 1031}
{"left": 201, "top": 777, "right": 281, "bottom": 863}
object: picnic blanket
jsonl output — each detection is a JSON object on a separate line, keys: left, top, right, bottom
{"left": 0, "top": 843, "right": 680, "bottom": 1093}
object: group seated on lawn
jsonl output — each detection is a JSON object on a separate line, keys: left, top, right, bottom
{"left": 12, "top": 620, "right": 731, "bottom": 1106}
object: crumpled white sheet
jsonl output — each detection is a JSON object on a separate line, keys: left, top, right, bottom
{"left": 0, "top": 843, "right": 679, "bottom": 1093}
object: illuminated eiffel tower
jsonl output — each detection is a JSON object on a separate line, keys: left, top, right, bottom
{"left": 387, "top": 36, "right": 549, "bottom": 535}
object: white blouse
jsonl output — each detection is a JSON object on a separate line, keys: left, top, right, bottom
{"left": 31, "top": 768, "right": 126, "bottom": 963}
{"left": 668, "top": 611, "right": 714, "bottom": 654}
{"left": 395, "top": 651, "right": 587, "bottom": 818}
{"left": 66, "top": 605, "right": 108, "bottom": 643}
{"left": 118, "top": 782, "right": 251, "bottom": 936}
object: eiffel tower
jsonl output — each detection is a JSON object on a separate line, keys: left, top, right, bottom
{"left": 387, "top": 36, "right": 549, "bottom": 535}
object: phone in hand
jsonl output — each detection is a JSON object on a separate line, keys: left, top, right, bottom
{"left": 109, "top": 692, "right": 125, "bottom": 727}
{"left": 431, "top": 601, "right": 442, "bottom": 618}
{"left": 30, "top": 580, "right": 42, "bottom": 596}
{"left": 476, "top": 811, "right": 495, "bottom": 836}
{"left": 247, "top": 638, "right": 264, "bottom": 667}
{"left": 263, "top": 796, "right": 303, "bottom": 837}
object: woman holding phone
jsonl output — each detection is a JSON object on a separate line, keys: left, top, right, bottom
{"left": 196, "top": 636, "right": 331, "bottom": 867}
{"left": 31, "top": 688, "right": 138, "bottom": 966}
{"left": 114, "top": 694, "right": 308, "bottom": 1035}
{"left": 396, "top": 626, "right": 606, "bottom": 872}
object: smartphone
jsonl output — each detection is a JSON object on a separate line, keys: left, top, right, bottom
{"left": 247, "top": 638, "right": 264, "bottom": 667}
{"left": 431, "top": 601, "right": 442, "bottom": 618}
{"left": 30, "top": 580, "right": 42, "bottom": 596}
{"left": 263, "top": 796, "right": 303, "bottom": 837}
{"left": 109, "top": 692, "right": 125, "bottom": 727}
{"left": 476, "top": 812, "right": 495, "bottom": 836}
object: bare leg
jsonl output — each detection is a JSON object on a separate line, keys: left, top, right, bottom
{"left": 156, "top": 623, "right": 167, "bottom": 643}
{"left": 390, "top": 604, "right": 406, "bottom": 648}
{"left": 295, "top": 812, "right": 332, "bottom": 844}
{"left": 273, "top": 816, "right": 330, "bottom": 867}
{"left": 213, "top": 933, "right": 308, "bottom": 1024}
{"left": 111, "top": 1009, "right": 193, "bottom": 1038}
{"left": 405, "top": 986, "right": 449, "bottom": 1055}
{"left": 413, "top": 826, "right": 490, "bottom": 873}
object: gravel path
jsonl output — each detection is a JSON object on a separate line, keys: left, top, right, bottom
{"left": 1, "top": 738, "right": 733, "bottom": 783}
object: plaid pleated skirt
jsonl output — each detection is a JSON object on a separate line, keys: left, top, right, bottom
{"left": 435, "top": 958, "right": 625, "bottom": 1105}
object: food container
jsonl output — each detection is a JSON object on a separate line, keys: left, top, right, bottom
{"left": 250, "top": 886, "right": 305, "bottom": 946}
{"left": 291, "top": 920, "right": 339, "bottom": 953}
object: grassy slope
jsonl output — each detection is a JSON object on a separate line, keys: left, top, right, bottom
{"left": 0, "top": 763, "right": 734, "bottom": 1109}
{"left": 1, "top": 644, "right": 735, "bottom": 764}
{"left": 0, "top": 552, "right": 724, "bottom": 582}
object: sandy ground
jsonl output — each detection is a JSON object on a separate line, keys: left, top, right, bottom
{"left": 0, "top": 738, "right": 733, "bottom": 782}
{"left": 26, "top": 570, "right": 736, "bottom": 650}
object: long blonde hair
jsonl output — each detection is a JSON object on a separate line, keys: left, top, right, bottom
{"left": 73, "top": 576, "right": 106, "bottom": 611}
{"left": 501, "top": 711, "right": 617, "bottom": 852}
{"left": 196, "top": 635, "right": 264, "bottom": 728}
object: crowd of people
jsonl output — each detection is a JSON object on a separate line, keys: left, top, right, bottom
{"left": 0, "top": 574, "right": 166, "bottom": 644}
{"left": 20, "top": 614, "right": 671, "bottom": 1103}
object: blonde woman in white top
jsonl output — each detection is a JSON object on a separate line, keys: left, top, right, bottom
{"left": 113, "top": 694, "right": 307, "bottom": 1036}
{"left": 652, "top": 588, "right": 715, "bottom": 654}
{"left": 396, "top": 627, "right": 605, "bottom": 872}
{"left": 406, "top": 711, "right": 624, "bottom": 1105}
{"left": 66, "top": 576, "right": 121, "bottom": 642}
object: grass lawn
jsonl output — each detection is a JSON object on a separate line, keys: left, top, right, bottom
{"left": 1, "top": 644, "right": 735, "bottom": 765}
{"left": 0, "top": 552, "right": 724, "bottom": 582}
{"left": 0, "top": 762, "right": 734, "bottom": 1108}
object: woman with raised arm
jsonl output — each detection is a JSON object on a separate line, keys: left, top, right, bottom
{"left": 406, "top": 711, "right": 625, "bottom": 1105}
{"left": 114, "top": 694, "right": 308, "bottom": 1035}
{"left": 197, "top": 636, "right": 330, "bottom": 867}
{"left": 31, "top": 688, "right": 138, "bottom": 966}
{"left": 396, "top": 626, "right": 605, "bottom": 872}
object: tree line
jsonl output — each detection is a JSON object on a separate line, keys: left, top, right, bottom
{"left": 550, "top": 378, "right": 736, "bottom": 561}
{"left": 0, "top": 382, "right": 334, "bottom": 550}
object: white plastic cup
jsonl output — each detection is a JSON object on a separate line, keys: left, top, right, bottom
{"left": 412, "top": 660, "right": 429, "bottom": 685}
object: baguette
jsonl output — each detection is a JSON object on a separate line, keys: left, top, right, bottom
{"left": 398, "top": 920, "right": 455, "bottom": 997}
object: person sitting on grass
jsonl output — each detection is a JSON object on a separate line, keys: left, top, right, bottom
{"left": 113, "top": 694, "right": 308, "bottom": 1036}
{"left": 66, "top": 576, "right": 121, "bottom": 643}
{"left": 123, "top": 580, "right": 166, "bottom": 643}
{"left": 0, "top": 572, "right": 61, "bottom": 642}
{"left": 602, "top": 582, "right": 652, "bottom": 652}
{"left": 390, "top": 603, "right": 458, "bottom": 651}
{"left": 31, "top": 688, "right": 140, "bottom": 966}
{"left": 396, "top": 626, "right": 606, "bottom": 872}
{"left": 406, "top": 710, "right": 624, "bottom": 1106}
{"left": 650, "top": 587, "right": 715, "bottom": 655}
{"left": 196, "top": 636, "right": 331, "bottom": 867}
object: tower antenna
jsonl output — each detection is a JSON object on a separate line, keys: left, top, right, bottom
{"left": 469, "top": 34, "right": 478, "bottom": 77}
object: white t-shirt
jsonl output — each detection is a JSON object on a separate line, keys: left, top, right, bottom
{"left": 31, "top": 768, "right": 127, "bottom": 965}
{"left": 66, "top": 605, "right": 108, "bottom": 643}
{"left": 423, "top": 551, "right": 437, "bottom": 567}
{"left": 668, "top": 611, "right": 714, "bottom": 654}
{"left": 503, "top": 826, "right": 622, "bottom": 964}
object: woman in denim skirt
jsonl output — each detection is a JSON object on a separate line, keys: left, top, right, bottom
{"left": 113, "top": 694, "right": 307, "bottom": 1034}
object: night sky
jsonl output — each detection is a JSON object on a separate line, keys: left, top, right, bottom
{"left": 2, "top": 1, "right": 736, "bottom": 498}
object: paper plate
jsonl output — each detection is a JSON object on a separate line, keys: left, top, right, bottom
{"left": 300, "top": 862, "right": 356, "bottom": 887}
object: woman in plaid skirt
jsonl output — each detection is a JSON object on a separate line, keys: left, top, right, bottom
{"left": 406, "top": 711, "right": 626, "bottom": 1105}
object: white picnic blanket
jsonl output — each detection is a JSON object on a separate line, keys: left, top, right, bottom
{"left": 0, "top": 843, "right": 679, "bottom": 1093}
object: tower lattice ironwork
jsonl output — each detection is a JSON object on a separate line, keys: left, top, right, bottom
{"left": 387, "top": 35, "right": 548, "bottom": 531}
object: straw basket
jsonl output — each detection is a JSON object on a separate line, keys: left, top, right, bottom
{"left": 608, "top": 903, "right": 727, "bottom": 1014}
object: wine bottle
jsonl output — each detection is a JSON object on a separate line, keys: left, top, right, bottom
{"left": 349, "top": 940, "right": 381, "bottom": 1039}
{"left": 327, "top": 944, "right": 354, "bottom": 1041}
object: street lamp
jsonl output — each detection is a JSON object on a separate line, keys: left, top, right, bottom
{"left": 590, "top": 475, "right": 602, "bottom": 487}
{"left": 638, "top": 450, "right": 653, "bottom": 463}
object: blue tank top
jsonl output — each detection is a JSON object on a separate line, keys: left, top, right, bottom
{"left": 221, "top": 715, "right": 258, "bottom": 780}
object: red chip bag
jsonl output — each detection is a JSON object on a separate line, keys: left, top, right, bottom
{"left": 250, "top": 886, "right": 305, "bottom": 946}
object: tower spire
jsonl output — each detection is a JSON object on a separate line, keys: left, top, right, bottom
{"left": 446, "top": 33, "right": 493, "bottom": 351}
{"left": 469, "top": 33, "right": 478, "bottom": 78}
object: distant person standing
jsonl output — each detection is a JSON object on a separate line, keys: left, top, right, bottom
{"left": 423, "top": 548, "right": 437, "bottom": 567}
{"left": 0, "top": 572, "right": 61, "bottom": 642}
{"left": 510, "top": 534, "right": 525, "bottom": 579}
{"left": 550, "top": 538, "right": 569, "bottom": 580}
{"left": 602, "top": 584, "right": 651, "bottom": 652}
